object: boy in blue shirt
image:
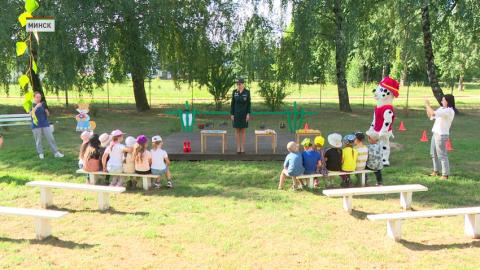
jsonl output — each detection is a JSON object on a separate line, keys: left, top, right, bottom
{"left": 278, "top": 141, "right": 304, "bottom": 190}
{"left": 300, "top": 138, "right": 321, "bottom": 187}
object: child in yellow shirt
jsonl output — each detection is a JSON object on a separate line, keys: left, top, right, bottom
{"left": 341, "top": 134, "right": 358, "bottom": 187}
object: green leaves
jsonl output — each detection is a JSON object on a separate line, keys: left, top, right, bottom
{"left": 23, "top": 91, "right": 34, "bottom": 113}
{"left": 32, "top": 60, "right": 38, "bottom": 73}
{"left": 18, "top": 12, "right": 32, "bottom": 27}
{"left": 18, "top": 75, "right": 30, "bottom": 88}
{"left": 25, "top": 0, "right": 39, "bottom": 13}
{"left": 16, "top": 42, "right": 28, "bottom": 56}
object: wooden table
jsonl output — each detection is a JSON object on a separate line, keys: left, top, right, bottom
{"left": 201, "top": 130, "right": 227, "bottom": 153}
{"left": 295, "top": 131, "right": 322, "bottom": 145}
{"left": 255, "top": 130, "right": 277, "bottom": 154}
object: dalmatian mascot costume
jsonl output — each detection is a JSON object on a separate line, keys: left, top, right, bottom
{"left": 368, "top": 76, "right": 399, "bottom": 166}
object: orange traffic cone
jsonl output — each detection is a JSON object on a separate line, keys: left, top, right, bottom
{"left": 420, "top": 130, "right": 428, "bottom": 142}
{"left": 446, "top": 138, "right": 453, "bottom": 151}
{"left": 398, "top": 121, "right": 406, "bottom": 131}
{"left": 304, "top": 122, "right": 309, "bottom": 130}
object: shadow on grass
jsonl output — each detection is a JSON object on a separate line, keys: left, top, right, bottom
{"left": 47, "top": 206, "right": 149, "bottom": 216}
{"left": 399, "top": 239, "right": 480, "bottom": 251}
{"left": 0, "top": 236, "right": 97, "bottom": 249}
{"left": 350, "top": 209, "right": 372, "bottom": 220}
{"left": 0, "top": 175, "right": 30, "bottom": 186}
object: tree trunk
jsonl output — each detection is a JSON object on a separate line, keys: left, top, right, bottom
{"left": 421, "top": 1, "right": 444, "bottom": 105}
{"left": 333, "top": 0, "right": 352, "bottom": 112}
{"left": 458, "top": 75, "right": 464, "bottom": 92}
{"left": 131, "top": 72, "right": 150, "bottom": 112}
{"left": 30, "top": 47, "right": 47, "bottom": 106}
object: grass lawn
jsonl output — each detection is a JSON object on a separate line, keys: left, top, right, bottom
{"left": 0, "top": 101, "right": 480, "bottom": 269}
{"left": 2, "top": 80, "right": 480, "bottom": 109}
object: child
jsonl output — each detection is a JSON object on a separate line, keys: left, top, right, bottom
{"left": 133, "top": 135, "right": 151, "bottom": 174}
{"left": 278, "top": 141, "right": 304, "bottom": 191}
{"left": 123, "top": 136, "right": 136, "bottom": 174}
{"left": 365, "top": 131, "right": 384, "bottom": 185}
{"left": 150, "top": 135, "right": 174, "bottom": 188}
{"left": 82, "top": 134, "right": 101, "bottom": 175}
{"left": 102, "top": 129, "right": 132, "bottom": 186}
{"left": 341, "top": 134, "right": 358, "bottom": 187}
{"left": 98, "top": 133, "right": 112, "bottom": 184}
{"left": 354, "top": 132, "right": 368, "bottom": 184}
{"left": 324, "top": 133, "right": 342, "bottom": 172}
{"left": 79, "top": 131, "right": 92, "bottom": 169}
{"left": 301, "top": 138, "right": 321, "bottom": 187}
{"left": 314, "top": 135, "right": 328, "bottom": 187}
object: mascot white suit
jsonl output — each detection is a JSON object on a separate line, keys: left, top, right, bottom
{"left": 368, "top": 76, "right": 399, "bottom": 166}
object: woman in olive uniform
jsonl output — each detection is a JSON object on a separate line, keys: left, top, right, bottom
{"left": 230, "top": 78, "right": 251, "bottom": 153}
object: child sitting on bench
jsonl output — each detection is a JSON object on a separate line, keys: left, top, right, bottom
{"left": 301, "top": 138, "right": 321, "bottom": 188}
{"left": 365, "top": 131, "right": 384, "bottom": 186}
{"left": 278, "top": 141, "right": 304, "bottom": 191}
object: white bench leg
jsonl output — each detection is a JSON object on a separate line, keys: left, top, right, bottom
{"left": 465, "top": 214, "right": 480, "bottom": 238}
{"left": 361, "top": 173, "right": 366, "bottom": 187}
{"left": 34, "top": 218, "right": 52, "bottom": 240}
{"left": 142, "top": 177, "right": 151, "bottom": 190}
{"left": 400, "top": 192, "right": 412, "bottom": 210}
{"left": 343, "top": 195, "right": 353, "bottom": 213}
{"left": 98, "top": 192, "right": 110, "bottom": 210}
{"left": 387, "top": 220, "right": 402, "bottom": 241}
{"left": 88, "top": 174, "right": 97, "bottom": 185}
{"left": 308, "top": 177, "right": 314, "bottom": 189}
{"left": 40, "top": 188, "right": 53, "bottom": 208}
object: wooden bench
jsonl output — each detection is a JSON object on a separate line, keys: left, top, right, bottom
{"left": 0, "top": 114, "right": 31, "bottom": 127}
{"left": 297, "top": 169, "right": 374, "bottom": 188}
{"left": 76, "top": 169, "right": 159, "bottom": 190}
{"left": 0, "top": 206, "right": 68, "bottom": 240}
{"left": 27, "top": 180, "right": 125, "bottom": 211}
{"left": 368, "top": 207, "right": 480, "bottom": 241}
{"left": 322, "top": 184, "right": 428, "bottom": 213}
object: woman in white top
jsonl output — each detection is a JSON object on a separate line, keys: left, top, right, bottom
{"left": 425, "top": 94, "right": 457, "bottom": 179}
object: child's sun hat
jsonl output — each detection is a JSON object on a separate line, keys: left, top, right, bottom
{"left": 125, "top": 136, "right": 136, "bottom": 147}
{"left": 111, "top": 129, "right": 125, "bottom": 137}
{"left": 327, "top": 133, "right": 342, "bottom": 148}
{"left": 80, "top": 131, "right": 93, "bottom": 143}
{"left": 314, "top": 135, "right": 325, "bottom": 147}
{"left": 301, "top": 138, "right": 312, "bottom": 147}
{"left": 136, "top": 135, "right": 148, "bottom": 145}
{"left": 343, "top": 134, "right": 356, "bottom": 145}
{"left": 152, "top": 135, "right": 162, "bottom": 143}
{"left": 99, "top": 133, "right": 112, "bottom": 148}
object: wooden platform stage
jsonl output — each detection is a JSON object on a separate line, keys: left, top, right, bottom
{"left": 163, "top": 131, "right": 315, "bottom": 161}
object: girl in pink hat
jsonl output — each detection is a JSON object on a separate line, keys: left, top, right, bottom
{"left": 102, "top": 129, "right": 132, "bottom": 186}
{"left": 133, "top": 135, "right": 152, "bottom": 175}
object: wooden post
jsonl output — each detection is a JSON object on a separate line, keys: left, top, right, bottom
{"left": 34, "top": 218, "right": 52, "bottom": 240}
{"left": 97, "top": 192, "right": 110, "bottom": 211}
{"left": 40, "top": 188, "right": 53, "bottom": 208}
{"left": 255, "top": 135, "right": 258, "bottom": 154}
{"left": 343, "top": 195, "right": 353, "bottom": 213}
{"left": 387, "top": 220, "right": 402, "bottom": 241}
{"left": 465, "top": 214, "right": 480, "bottom": 238}
{"left": 400, "top": 192, "right": 412, "bottom": 210}
{"left": 142, "top": 177, "right": 151, "bottom": 191}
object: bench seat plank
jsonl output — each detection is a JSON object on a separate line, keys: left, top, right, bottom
{"left": 323, "top": 184, "right": 428, "bottom": 197}
{"left": 76, "top": 169, "right": 158, "bottom": 178}
{"left": 0, "top": 206, "right": 68, "bottom": 240}
{"left": 297, "top": 170, "right": 373, "bottom": 179}
{"left": 367, "top": 207, "right": 480, "bottom": 221}
{"left": 27, "top": 180, "right": 125, "bottom": 193}
{"left": 0, "top": 206, "right": 67, "bottom": 218}
{"left": 27, "top": 181, "right": 125, "bottom": 210}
